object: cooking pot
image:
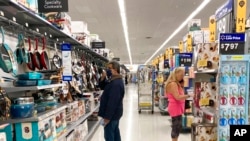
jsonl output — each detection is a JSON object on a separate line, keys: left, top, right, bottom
{"left": 10, "top": 97, "right": 34, "bottom": 118}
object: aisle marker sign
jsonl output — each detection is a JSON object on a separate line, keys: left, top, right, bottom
{"left": 61, "top": 43, "right": 72, "bottom": 81}
{"left": 209, "top": 15, "right": 216, "bottom": 42}
{"left": 179, "top": 41, "right": 183, "bottom": 53}
{"left": 187, "top": 34, "right": 192, "bottom": 53}
{"left": 219, "top": 33, "right": 245, "bottom": 54}
{"left": 236, "top": 0, "right": 247, "bottom": 33}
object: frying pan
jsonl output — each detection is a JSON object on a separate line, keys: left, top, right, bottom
{"left": 32, "top": 38, "right": 42, "bottom": 70}
{"left": 52, "top": 43, "right": 62, "bottom": 69}
{"left": 40, "top": 37, "right": 50, "bottom": 70}
{"left": 0, "top": 26, "right": 17, "bottom": 76}
{"left": 27, "top": 38, "right": 35, "bottom": 71}
{"left": 15, "top": 34, "right": 29, "bottom": 64}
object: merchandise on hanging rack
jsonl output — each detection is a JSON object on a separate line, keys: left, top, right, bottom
{"left": 218, "top": 55, "right": 250, "bottom": 141}
{"left": 0, "top": 1, "right": 109, "bottom": 141}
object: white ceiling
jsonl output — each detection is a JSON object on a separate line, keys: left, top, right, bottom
{"left": 68, "top": 0, "right": 232, "bottom": 64}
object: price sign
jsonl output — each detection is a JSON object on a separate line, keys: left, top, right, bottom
{"left": 164, "top": 59, "right": 170, "bottom": 68}
{"left": 179, "top": 53, "right": 193, "bottom": 67}
{"left": 219, "top": 33, "right": 245, "bottom": 54}
{"left": 198, "top": 60, "right": 207, "bottom": 67}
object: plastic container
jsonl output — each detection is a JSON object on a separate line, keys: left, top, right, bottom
{"left": 17, "top": 72, "right": 44, "bottom": 80}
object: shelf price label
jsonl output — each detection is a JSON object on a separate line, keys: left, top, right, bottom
{"left": 219, "top": 33, "right": 245, "bottom": 54}
{"left": 179, "top": 53, "right": 193, "bottom": 67}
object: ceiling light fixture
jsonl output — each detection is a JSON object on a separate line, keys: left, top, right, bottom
{"left": 144, "top": 0, "right": 211, "bottom": 65}
{"left": 118, "top": 0, "right": 133, "bottom": 65}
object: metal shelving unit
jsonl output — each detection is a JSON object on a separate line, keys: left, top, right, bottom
{"left": 58, "top": 104, "right": 100, "bottom": 141}
{"left": 0, "top": 0, "right": 108, "bottom": 62}
{"left": 2, "top": 83, "right": 65, "bottom": 93}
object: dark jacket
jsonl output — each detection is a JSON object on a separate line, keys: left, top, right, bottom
{"left": 98, "top": 75, "right": 125, "bottom": 120}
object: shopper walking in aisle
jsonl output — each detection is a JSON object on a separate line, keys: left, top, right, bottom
{"left": 98, "top": 61, "right": 125, "bottom": 141}
{"left": 165, "top": 67, "right": 193, "bottom": 141}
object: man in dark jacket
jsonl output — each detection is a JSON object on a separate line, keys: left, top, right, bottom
{"left": 98, "top": 61, "right": 125, "bottom": 141}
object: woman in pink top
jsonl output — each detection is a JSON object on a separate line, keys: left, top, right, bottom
{"left": 165, "top": 67, "right": 193, "bottom": 141}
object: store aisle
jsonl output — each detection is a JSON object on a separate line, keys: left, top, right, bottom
{"left": 90, "top": 84, "right": 191, "bottom": 141}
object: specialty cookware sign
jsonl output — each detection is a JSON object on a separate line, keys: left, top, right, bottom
{"left": 61, "top": 43, "right": 72, "bottom": 81}
{"left": 38, "top": 0, "right": 68, "bottom": 12}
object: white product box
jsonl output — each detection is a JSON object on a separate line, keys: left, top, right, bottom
{"left": 71, "top": 21, "right": 88, "bottom": 34}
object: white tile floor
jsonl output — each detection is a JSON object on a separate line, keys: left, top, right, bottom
{"left": 90, "top": 84, "right": 191, "bottom": 141}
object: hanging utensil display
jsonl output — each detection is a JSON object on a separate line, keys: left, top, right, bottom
{"left": 15, "top": 34, "right": 29, "bottom": 64}
{"left": 52, "top": 42, "right": 62, "bottom": 69}
{"left": 32, "top": 38, "right": 42, "bottom": 70}
{"left": 27, "top": 37, "right": 35, "bottom": 71}
{"left": 40, "top": 37, "right": 50, "bottom": 70}
{"left": 0, "top": 26, "right": 17, "bottom": 76}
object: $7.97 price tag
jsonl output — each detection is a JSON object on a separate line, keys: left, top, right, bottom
{"left": 220, "top": 43, "right": 239, "bottom": 51}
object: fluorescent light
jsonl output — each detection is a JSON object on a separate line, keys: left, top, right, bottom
{"left": 118, "top": 0, "right": 133, "bottom": 65}
{"left": 144, "top": 0, "right": 211, "bottom": 65}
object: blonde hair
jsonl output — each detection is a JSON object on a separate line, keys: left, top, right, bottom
{"left": 165, "top": 67, "right": 185, "bottom": 87}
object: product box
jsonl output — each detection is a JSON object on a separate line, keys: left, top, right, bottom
{"left": 195, "top": 43, "right": 219, "bottom": 72}
{"left": 197, "top": 82, "right": 217, "bottom": 108}
{"left": 15, "top": 115, "right": 56, "bottom": 141}
{"left": 66, "top": 101, "right": 79, "bottom": 124}
{"left": 55, "top": 108, "right": 67, "bottom": 137}
{"left": 78, "top": 100, "right": 85, "bottom": 117}
{"left": 0, "top": 124, "right": 12, "bottom": 141}
{"left": 71, "top": 21, "right": 88, "bottom": 34}
{"left": 193, "top": 124, "right": 217, "bottom": 141}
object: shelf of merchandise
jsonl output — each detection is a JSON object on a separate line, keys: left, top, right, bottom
{"left": 1, "top": 83, "right": 66, "bottom": 93}
{"left": 0, "top": 104, "right": 67, "bottom": 125}
{"left": 194, "top": 69, "right": 218, "bottom": 74}
{"left": 0, "top": 0, "right": 108, "bottom": 62}
{"left": 196, "top": 107, "right": 217, "bottom": 117}
{"left": 57, "top": 104, "right": 100, "bottom": 141}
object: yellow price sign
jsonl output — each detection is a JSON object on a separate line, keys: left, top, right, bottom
{"left": 199, "top": 98, "right": 209, "bottom": 106}
{"left": 236, "top": 0, "right": 247, "bottom": 32}
{"left": 198, "top": 60, "right": 207, "bottom": 67}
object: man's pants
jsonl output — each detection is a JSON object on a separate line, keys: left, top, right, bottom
{"left": 104, "top": 120, "right": 121, "bottom": 141}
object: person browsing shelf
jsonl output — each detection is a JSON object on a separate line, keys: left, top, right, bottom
{"left": 165, "top": 67, "right": 194, "bottom": 141}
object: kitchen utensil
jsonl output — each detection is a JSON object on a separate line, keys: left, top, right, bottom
{"left": 10, "top": 97, "right": 34, "bottom": 118}
{"left": 40, "top": 37, "right": 50, "bottom": 70}
{"left": 15, "top": 34, "right": 29, "bottom": 64}
{"left": 27, "top": 37, "right": 35, "bottom": 70}
{"left": 52, "top": 43, "right": 62, "bottom": 69}
{"left": 0, "top": 26, "right": 17, "bottom": 76}
{"left": 32, "top": 38, "right": 42, "bottom": 70}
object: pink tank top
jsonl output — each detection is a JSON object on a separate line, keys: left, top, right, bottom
{"left": 166, "top": 84, "right": 185, "bottom": 117}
